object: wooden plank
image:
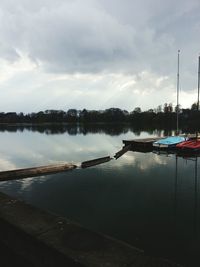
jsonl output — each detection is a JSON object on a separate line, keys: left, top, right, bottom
{"left": 123, "top": 137, "right": 162, "bottom": 146}
{"left": 114, "top": 144, "right": 132, "bottom": 159}
{"left": 81, "top": 156, "right": 111, "bottom": 168}
{"left": 0, "top": 163, "right": 77, "bottom": 182}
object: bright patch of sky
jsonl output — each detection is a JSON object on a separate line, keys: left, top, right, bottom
{"left": 0, "top": 0, "right": 199, "bottom": 112}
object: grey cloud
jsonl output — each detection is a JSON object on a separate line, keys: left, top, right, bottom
{"left": 0, "top": 0, "right": 136, "bottom": 73}
{"left": 0, "top": 0, "right": 199, "bottom": 82}
{"left": 0, "top": 42, "right": 19, "bottom": 61}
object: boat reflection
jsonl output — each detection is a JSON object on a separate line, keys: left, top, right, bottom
{"left": 175, "top": 154, "right": 198, "bottom": 237}
{"left": 127, "top": 146, "right": 199, "bottom": 241}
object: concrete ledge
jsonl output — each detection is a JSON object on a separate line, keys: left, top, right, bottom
{"left": 0, "top": 192, "right": 182, "bottom": 267}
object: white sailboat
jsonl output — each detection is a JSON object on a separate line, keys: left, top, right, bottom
{"left": 176, "top": 55, "right": 200, "bottom": 151}
{"left": 153, "top": 50, "right": 188, "bottom": 148}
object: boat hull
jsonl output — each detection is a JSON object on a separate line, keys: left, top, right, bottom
{"left": 176, "top": 139, "right": 200, "bottom": 152}
{"left": 153, "top": 136, "right": 187, "bottom": 149}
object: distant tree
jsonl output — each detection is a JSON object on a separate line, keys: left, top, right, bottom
{"left": 164, "top": 103, "right": 173, "bottom": 113}
{"left": 191, "top": 102, "right": 198, "bottom": 110}
{"left": 104, "top": 108, "right": 126, "bottom": 121}
{"left": 163, "top": 103, "right": 168, "bottom": 113}
{"left": 157, "top": 105, "right": 162, "bottom": 113}
{"left": 168, "top": 103, "right": 173, "bottom": 113}
{"left": 175, "top": 104, "right": 181, "bottom": 113}
{"left": 133, "top": 107, "right": 141, "bottom": 113}
{"left": 122, "top": 110, "right": 129, "bottom": 116}
{"left": 66, "top": 109, "right": 78, "bottom": 122}
{"left": 79, "top": 109, "right": 88, "bottom": 121}
{"left": 181, "top": 108, "right": 190, "bottom": 119}
{"left": 67, "top": 109, "right": 77, "bottom": 117}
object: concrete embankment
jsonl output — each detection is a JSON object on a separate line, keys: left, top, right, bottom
{"left": 0, "top": 192, "right": 182, "bottom": 267}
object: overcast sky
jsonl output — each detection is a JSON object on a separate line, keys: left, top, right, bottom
{"left": 0, "top": 0, "right": 200, "bottom": 112}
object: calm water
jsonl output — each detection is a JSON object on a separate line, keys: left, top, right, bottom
{"left": 0, "top": 124, "right": 199, "bottom": 266}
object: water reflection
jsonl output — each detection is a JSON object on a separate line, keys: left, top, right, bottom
{"left": 0, "top": 123, "right": 170, "bottom": 137}
{"left": 0, "top": 126, "right": 159, "bottom": 171}
{"left": 175, "top": 154, "right": 199, "bottom": 265}
{"left": 0, "top": 127, "right": 200, "bottom": 266}
{"left": 174, "top": 155, "right": 199, "bottom": 237}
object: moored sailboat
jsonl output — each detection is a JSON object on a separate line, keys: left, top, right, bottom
{"left": 153, "top": 136, "right": 187, "bottom": 148}
{"left": 176, "top": 55, "right": 200, "bottom": 152}
{"left": 176, "top": 138, "right": 200, "bottom": 152}
{"left": 153, "top": 50, "right": 187, "bottom": 149}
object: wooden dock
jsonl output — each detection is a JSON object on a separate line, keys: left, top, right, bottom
{"left": 123, "top": 134, "right": 198, "bottom": 149}
{"left": 123, "top": 137, "right": 162, "bottom": 148}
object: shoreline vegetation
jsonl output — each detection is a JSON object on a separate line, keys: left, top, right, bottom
{"left": 1, "top": 103, "right": 200, "bottom": 131}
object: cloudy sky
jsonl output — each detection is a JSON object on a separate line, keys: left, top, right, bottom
{"left": 0, "top": 0, "right": 200, "bottom": 113}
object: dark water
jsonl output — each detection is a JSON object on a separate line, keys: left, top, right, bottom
{"left": 0, "top": 125, "right": 199, "bottom": 266}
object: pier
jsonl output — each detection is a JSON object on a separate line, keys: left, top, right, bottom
{"left": 123, "top": 137, "right": 162, "bottom": 150}
{"left": 123, "top": 137, "right": 162, "bottom": 147}
{"left": 0, "top": 192, "right": 182, "bottom": 267}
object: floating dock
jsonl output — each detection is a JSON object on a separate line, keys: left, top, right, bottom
{"left": 123, "top": 137, "right": 162, "bottom": 149}
{"left": 122, "top": 135, "right": 200, "bottom": 154}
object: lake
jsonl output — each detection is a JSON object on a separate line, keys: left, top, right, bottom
{"left": 0, "top": 124, "right": 199, "bottom": 266}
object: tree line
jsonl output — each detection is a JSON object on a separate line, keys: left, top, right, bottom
{"left": 0, "top": 103, "right": 200, "bottom": 129}
{"left": 0, "top": 123, "right": 176, "bottom": 137}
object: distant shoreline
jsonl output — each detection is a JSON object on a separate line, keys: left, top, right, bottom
{"left": 0, "top": 106, "right": 200, "bottom": 130}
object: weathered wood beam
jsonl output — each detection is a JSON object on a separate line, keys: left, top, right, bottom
{"left": 0, "top": 163, "right": 77, "bottom": 182}
{"left": 81, "top": 156, "right": 111, "bottom": 168}
{"left": 114, "top": 144, "right": 132, "bottom": 159}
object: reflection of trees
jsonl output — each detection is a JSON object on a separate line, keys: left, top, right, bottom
{"left": 1, "top": 104, "right": 200, "bottom": 137}
{"left": 163, "top": 129, "right": 173, "bottom": 137}
{"left": 0, "top": 123, "right": 135, "bottom": 136}
{"left": 0, "top": 122, "right": 191, "bottom": 136}
{"left": 1, "top": 107, "right": 200, "bottom": 129}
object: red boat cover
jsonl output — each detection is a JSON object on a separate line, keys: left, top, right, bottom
{"left": 176, "top": 139, "right": 200, "bottom": 149}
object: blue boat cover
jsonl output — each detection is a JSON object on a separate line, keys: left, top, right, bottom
{"left": 153, "top": 136, "right": 187, "bottom": 147}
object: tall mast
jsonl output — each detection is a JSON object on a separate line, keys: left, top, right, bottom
{"left": 176, "top": 50, "right": 180, "bottom": 134}
{"left": 197, "top": 55, "right": 200, "bottom": 111}
{"left": 196, "top": 55, "right": 200, "bottom": 140}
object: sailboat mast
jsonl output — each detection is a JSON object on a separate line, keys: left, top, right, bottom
{"left": 197, "top": 55, "right": 200, "bottom": 111}
{"left": 176, "top": 50, "right": 180, "bottom": 133}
